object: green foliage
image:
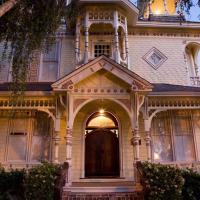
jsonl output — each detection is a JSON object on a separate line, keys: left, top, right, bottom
{"left": 0, "top": 166, "right": 25, "bottom": 200}
{"left": 137, "top": 162, "right": 184, "bottom": 200}
{"left": 0, "top": 0, "right": 79, "bottom": 95}
{"left": 182, "top": 169, "right": 200, "bottom": 200}
{"left": 0, "top": 162, "right": 61, "bottom": 200}
{"left": 24, "top": 162, "right": 61, "bottom": 200}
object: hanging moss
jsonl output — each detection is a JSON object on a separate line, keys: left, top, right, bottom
{"left": 0, "top": 0, "right": 79, "bottom": 95}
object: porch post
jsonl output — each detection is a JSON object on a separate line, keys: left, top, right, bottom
{"left": 124, "top": 17, "right": 129, "bottom": 68}
{"left": 113, "top": 10, "right": 120, "bottom": 63}
{"left": 65, "top": 127, "right": 73, "bottom": 186}
{"left": 53, "top": 116, "right": 61, "bottom": 163}
{"left": 53, "top": 132, "right": 61, "bottom": 163}
{"left": 84, "top": 12, "right": 89, "bottom": 64}
{"left": 163, "top": 0, "right": 169, "bottom": 15}
{"left": 144, "top": 119, "right": 152, "bottom": 161}
{"left": 132, "top": 126, "right": 140, "bottom": 161}
{"left": 75, "top": 18, "right": 81, "bottom": 65}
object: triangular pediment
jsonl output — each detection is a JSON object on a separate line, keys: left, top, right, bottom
{"left": 52, "top": 56, "right": 153, "bottom": 92}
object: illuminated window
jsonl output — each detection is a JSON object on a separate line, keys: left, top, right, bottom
{"left": 152, "top": 110, "right": 195, "bottom": 162}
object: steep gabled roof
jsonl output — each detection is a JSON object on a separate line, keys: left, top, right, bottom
{"left": 52, "top": 56, "right": 153, "bottom": 91}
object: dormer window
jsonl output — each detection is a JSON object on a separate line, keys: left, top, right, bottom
{"left": 94, "top": 44, "right": 111, "bottom": 58}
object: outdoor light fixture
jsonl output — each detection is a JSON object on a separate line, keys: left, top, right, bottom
{"left": 99, "top": 109, "right": 105, "bottom": 114}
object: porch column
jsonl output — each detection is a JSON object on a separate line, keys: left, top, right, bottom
{"left": 163, "top": 0, "right": 168, "bottom": 15}
{"left": 132, "top": 126, "right": 140, "bottom": 161}
{"left": 53, "top": 132, "right": 61, "bottom": 163}
{"left": 124, "top": 17, "right": 129, "bottom": 68}
{"left": 148, "top": 0, "right": 152, "bottom": 16}
{"left": 75, "top": 18, "right": 81, "bottom": 65}
{"left": 65, "top": 127, "right": 73, "bottom": 186}
{"left": 144, "top": 119, "right": 152, "bottom": 161}
{"left": 84, "top": 12, "right": 89, "bottom": 64}
{"left": 53, "top": 116, "right": 61, "bottom": 163}
{"left": 113, "top": 10, "right": 120, "bottom": 63}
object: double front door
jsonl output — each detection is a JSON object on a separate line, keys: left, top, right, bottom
{"left": 85, "top": 129, "right": 120, "bottom": 177}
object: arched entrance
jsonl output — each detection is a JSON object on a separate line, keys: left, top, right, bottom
{"left": 85, "top": 111, "right": 120, "bottom": 178}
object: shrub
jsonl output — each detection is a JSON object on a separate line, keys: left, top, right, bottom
{"left": 24, "top": 162, "right": 61, "bottom": 200}
{"left": 0, "top": 166, "right": 25, "bottom": 200}
{"left": 182, "top": 169, "right": 200, "bottom": 200}
{"left": 137, "top": 162, "right": 184, "bottom": 200}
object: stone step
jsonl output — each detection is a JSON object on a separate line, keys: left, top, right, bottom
{"left": 62, "top": 192, "right": 144, "bottom": 200}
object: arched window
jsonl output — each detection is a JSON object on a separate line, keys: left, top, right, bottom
{"left": 185, "top": 43, "right": 200, "bottom": 86}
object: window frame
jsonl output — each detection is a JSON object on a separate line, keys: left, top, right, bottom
{"left": 5, "top": 115, "right": 53, "bottom": 165}
{"left": 92, "top": 42, "right": 113, "bottom": 59}
{"left": 39, "top": 40, "right": 61, "bottom": 82}
{"left": 151, "top": 110, "right": 197, "bottom": 163}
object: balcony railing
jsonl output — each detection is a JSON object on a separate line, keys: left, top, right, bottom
{"left": 190, "top": 76, "right": 200, "bottom": 86}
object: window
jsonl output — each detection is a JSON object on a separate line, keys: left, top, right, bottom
{"left": 7, "top": 112, "right": 52, "bottom": 163}
{"left": 40, "top": 42, "right": 60, "bottom": 81}
{"left": 0, "top": 43, "right": 11, "bottom": 82}
{"left": 152, "top": 110, "right": 195, "bottom": 162}
{"left": 94, "top": 44, "right": 111, "bottom": 58}
{"left": 185, "top": 43, "right": 200, "bottom": 86}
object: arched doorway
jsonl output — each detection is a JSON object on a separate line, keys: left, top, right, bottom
{"left": 85, "top": 111, "right": 120, "bottom": 178}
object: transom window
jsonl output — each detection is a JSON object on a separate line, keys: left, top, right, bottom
{"left": 152, "top": 110, "right": 195, "bottom": 162}
{"left": 94, "top": 44, "right": 111, "bottom": 58}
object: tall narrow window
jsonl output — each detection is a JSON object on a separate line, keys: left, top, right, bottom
{"left": 152, "top": 110, "right": 196, "bottom": 162}
{"left": 7, "top": 119, "right": 28, "bottom": 162}
{"left": 40, "top": 42, "right": 59, "bottom": 81}
{"left": 31, "top": 112, "right": 51, "bottom": 161}
{"left": 173, "top": 111, "right": 195, "bottom": 161}
{"left": 152, "top": 112, "right": 173, "bottom": 162}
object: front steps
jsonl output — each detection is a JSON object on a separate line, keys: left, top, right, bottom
{"left": 62, "top": 181, "right": 143, "bottom": 200}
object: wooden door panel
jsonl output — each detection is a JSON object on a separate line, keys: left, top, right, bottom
{"left": 85, "top": 129, "right": 119, "bottom": 177}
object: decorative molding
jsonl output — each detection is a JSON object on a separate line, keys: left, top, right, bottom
{"left": 142, "top": 47, "right": 167, "bottom": 70}
{"left": 0, "top": 98, "right": 55, "bottom": 109}
{"left": 61, "top": 80, "right": 74, "bottom": 90}
{"left": 72, "top": 87, "right": 130, "bottom": 94}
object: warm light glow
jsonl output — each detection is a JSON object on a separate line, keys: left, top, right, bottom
{"left": 154, "top": 153, "right": 160, "bottom": 160}
{"left": 154, "top": 9, "right": 161, "bottom": 15}
{"left": 99, "top": 109, "right": 105, "bottom": 114}
{"left": 87, "top": 115, "right": 115, "bottom": 127}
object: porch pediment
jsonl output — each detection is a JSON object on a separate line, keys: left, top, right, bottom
{"left": 52, "top": 56, "right": 153, "bottom": 92}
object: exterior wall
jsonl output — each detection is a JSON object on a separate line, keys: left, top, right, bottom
{"left": 72, "top": 100, "right": 134, "bottom": 182}
{"left": 59, "top": 36, "right": 76, "bottom": 78}
{"left": 128, "top": 35, "right": 188, "bottom": 85}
